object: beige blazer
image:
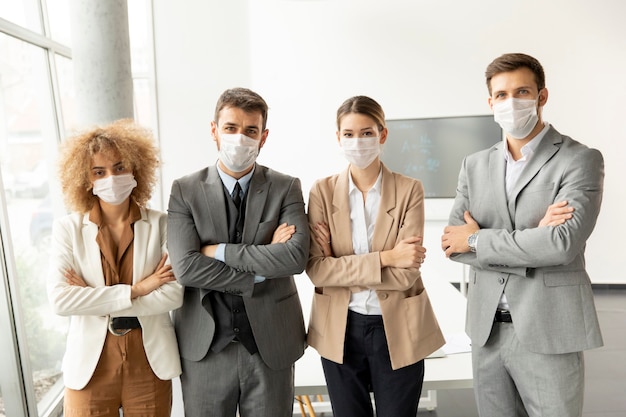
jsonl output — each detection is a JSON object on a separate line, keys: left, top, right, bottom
{"left": 306, "top": 164, "right": 445, "bottom": 370}
{"left": 47, "top": 208, "right": 183, "bottom": 390}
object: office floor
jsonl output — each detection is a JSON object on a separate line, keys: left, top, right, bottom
{"left": 306, "top": 288, "right": 626, "bottom": 417}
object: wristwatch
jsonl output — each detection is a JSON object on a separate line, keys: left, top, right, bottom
{"left": 467, "top": 231, "right": 479, "bottom": 253}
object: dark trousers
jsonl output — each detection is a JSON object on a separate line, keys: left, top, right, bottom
{"left": 321, "top": 310, "right": 425, "bottom": 417}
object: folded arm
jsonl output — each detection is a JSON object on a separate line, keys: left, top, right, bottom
{"left": 444, "top": 149, "right": 604, "bottom": 272}
{"left": 47, "top": 219, "right": 183, "bottom": 317}
{"left": 167, "top": 180, "right": 256, "bottom": 295}
{"left": 306, "top": 180, "right": 425, "bottom": 291}
{"left": 221, "top": 177, "right": 310, "bottom": 278}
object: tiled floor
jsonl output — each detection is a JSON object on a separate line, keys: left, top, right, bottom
{"left": 304, "top": 288, "right": 626, "bottom": 417}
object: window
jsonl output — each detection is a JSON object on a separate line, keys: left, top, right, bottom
{"left": 0, "top": 31, "right": 66, "bottom": 417}
{"left": 0, "top": 0, "right": 42, "bottom": 34}
{"left": 0, "top": 1, "right": 159, "bottom": 415}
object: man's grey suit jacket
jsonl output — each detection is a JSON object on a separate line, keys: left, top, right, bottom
{"left": 167, "top": 164, "right": 310, "bottom": 370}
{"left": 449, "top": 125, "right": 604, "bottom": 354}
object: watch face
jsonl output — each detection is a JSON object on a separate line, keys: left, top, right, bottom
{"left": 468, "top": 233, "right": 477, "bottom": 251}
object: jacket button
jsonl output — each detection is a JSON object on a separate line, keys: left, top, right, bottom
{"left": 498, "top": 277, "right": 505, "bottom": 285}
{"left": 379, "top": 293, "right": 388, "bottom": 300}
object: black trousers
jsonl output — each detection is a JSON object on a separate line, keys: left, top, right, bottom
{"left": 321, "top": 310, "right": 425, "bottom": 417}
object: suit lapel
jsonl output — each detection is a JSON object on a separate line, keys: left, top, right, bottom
{"left": 202, "top": 166, "right": 230, "bottom": 242}
{"left": 371, "top": 165, "right": 395, "bottom": 252}
{"left": 81, "top": 214, "right": 106, "bottom": 285}
{"left": 133, "top": 208, "right": 150, "bottom": 284}
{"left": 508, "top": 127, "right": 561, "bottom": 216}
{"left": 488, "top": 143, "right": 514, "bottom": 229}
{"left": 244, "top": 167, "right": 269, "bottom": 243}
{"left": 332, "top": 169, "right": 354, "bottom": 256}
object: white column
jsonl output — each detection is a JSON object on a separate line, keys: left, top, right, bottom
{"left": 70, "top": 0, "right": 133, "bottom": 128}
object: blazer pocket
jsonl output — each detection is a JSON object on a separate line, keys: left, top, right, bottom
{"left": 523, "top": 182, "right": 555, "bottom": 193}
{"left": 256, "top": 219, "right": 277, "bottom": 243}
{"left": 309, "top": 291, "right": 331, "bottom": 336}
{"left": 404, "top": 291, "right": 438, "bottom": 343}
{"left": 276, "top": 290, "right": 297, "bottom": 303}
{"left": 543, "top": 270, "right": 589, "bottom": 287}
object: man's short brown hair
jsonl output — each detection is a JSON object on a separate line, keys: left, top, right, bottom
{"left": 214, "top": 88, "right": 269, "bottom": 130}
{"left": 485, "top": 53, "right": 545, "bottom": 95}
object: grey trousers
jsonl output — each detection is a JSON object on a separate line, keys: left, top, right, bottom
{"left": 180, "top": 342, "right": 294, "bottom": 417}
{"left": 473, "top": 322, "right": 584, "bottom": 417}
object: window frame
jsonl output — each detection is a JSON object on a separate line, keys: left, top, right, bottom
{"left": 0, "top": 1, "right": 160, "bottom": 415}
{"left": 1, "top": 7, "right": 67, "bottom": 417}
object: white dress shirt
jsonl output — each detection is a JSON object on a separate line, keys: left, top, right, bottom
{"left": 347, "top": 169, "right": 384, "bottom": 315}
{"left": 498, "top": 122, "right": 550, "bottom": 309}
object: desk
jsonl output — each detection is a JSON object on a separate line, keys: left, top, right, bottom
{"left": 294, "top": 277, "right": 472, "bottom": 413}
{"left": 295, "top": 348, "right": 472, "bottom": 395}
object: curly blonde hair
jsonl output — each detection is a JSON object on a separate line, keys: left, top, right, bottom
{"left": 58, "top": 119, "right": 160, "bottom": 213}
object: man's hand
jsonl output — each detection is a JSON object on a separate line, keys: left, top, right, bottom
{"left": 271, "top": 222, "right": 296, "bottom": 243}
{"left": 441, "top": 211, "right": 479, "bottom": 257}
{"left": 201, "top": 244, "right": 218, "bottom": 258}
{"left": 539, "top": 200, "right": 573, "bottom": 227}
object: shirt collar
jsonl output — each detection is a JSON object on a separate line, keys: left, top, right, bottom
{"left": 88, "top": 199, "right": 142, "bottom": 227}
{"left": 348, "top": 167, "right": 383, "bottom": 195}
{"left": 504, "top": 122, "right": 550, "bottom": 162}
{"left": 216, "top": 163, "right": 255, "bottom": 195}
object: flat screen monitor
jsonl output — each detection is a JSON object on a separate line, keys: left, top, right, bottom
{"left": 381, "top": 115, "right": 502, "bottom": 198}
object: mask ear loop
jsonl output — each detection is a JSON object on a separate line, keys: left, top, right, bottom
{"left": 536, "top": 88, "right": 545, "bottom": 121}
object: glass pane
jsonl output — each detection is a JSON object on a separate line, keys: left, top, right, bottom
{"left": 133, "top": 77, "right": 152, "bottom": 127}
{"left": 45, "top": 0, "right": 71, "bottom": 46}
{"left": 128, "top": 0, "right": 151, "bottom": 75}
{"left": 0, "top": 0, "right": 42, "bottom": 34}
{"left": 128, "top": 0, "right": 155, "bottom": 130}
{"left": 0, "top": 33, "right": 67, "bottom": 415}
{"left": 54, "top": 54, "right": 77, "bottom": 137}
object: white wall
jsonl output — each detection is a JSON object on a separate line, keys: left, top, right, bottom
{"left": 153, "top": 0, "right": 626, "bottom": 284}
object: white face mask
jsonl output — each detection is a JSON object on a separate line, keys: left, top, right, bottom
{"left": 92, "top": 173, "right": 137, "bottom": 205}
{"left": 218, "top": 133, "right": 260, "bottom": 172}
{"left": 493, "top": 97, "right": 539, "bottom": 139}
{"left": 340, "top": 137, "right": 381, "bottom": 169}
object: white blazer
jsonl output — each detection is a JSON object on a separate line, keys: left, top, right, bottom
{"left": 47, "top": 207, "right": 183, "bottom": 390}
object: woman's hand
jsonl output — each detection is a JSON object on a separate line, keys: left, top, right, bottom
{"left": 380, "top": 236, "right": 425, "bottom": 269}
{"left": 65, "top": 269, "right": 88, "bottom": 287}
{"left": 131, "top": 254, "right": 176, "bottom": 299}
{"left": 314, "top": 221, "right": 334, "bottom": 257}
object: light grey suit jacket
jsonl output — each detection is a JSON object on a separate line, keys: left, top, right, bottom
{"left": 449, "top": 125, "right": 604, "bottom": 354}
{"left": 167, "top": 164, "right": 309, "bottom": 370}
